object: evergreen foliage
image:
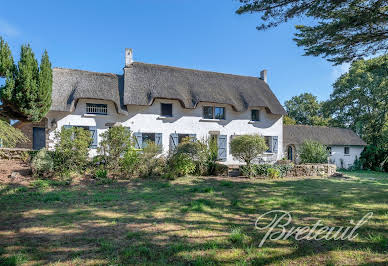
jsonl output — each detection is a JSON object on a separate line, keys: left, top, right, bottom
{"left": 236, "top": 0, "right": 388, "bottom": 64}
{"left": 0, "top": 37, "right": 52, "bottom": 122}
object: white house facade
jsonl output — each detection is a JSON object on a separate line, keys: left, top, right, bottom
{"left": 41, "top": 49, "right": 286, "bottom": 165}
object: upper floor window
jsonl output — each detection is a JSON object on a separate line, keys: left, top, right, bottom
{"left": 86, "top": 103, "right": 107, "bottom": 115}
{"left": 251, "top": 109, "right": 260, "bottom": 121}
{"left": 344, "top": 146, "right": 350, "bottom": 155}
{"left": 161, "top": 103, "right": 173, "bottom": 117}
{"left": 203, "top": 106, "right": 225, "bottom": 120}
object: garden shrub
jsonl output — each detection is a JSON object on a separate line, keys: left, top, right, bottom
{"left": 120, "top": 148, "right": 141, "bottom": 177}
{"left": 214, "top": 163, "right": 228, "bottom": 176}
{"left": 93, "top": 167, "right": 114, "bottom": 184}
{"left": 206, "top": 137, "right": 219, "bottom": 175}
{"left": 166, "top": 137, "right": 219, "bottom": 177}
{"left": 167, "top": 153, "right": 196, "bottom": 177}
{"left": 137, "top": 141, "right": 165, "bottom": 178}
{"left": 98, "top": 126, "right": 132, "bottom": 172}
{"left": 230, "top": 135, "right": 267, "bottom": 177}
{"left": 299, "top": 140, "right": 328, "bottom": 163}
{"left": 267, "top": 168, "right": 280, "bottom": 179}
{"left": 31, "top": 148, "right": 54, "bottom": 178}
{"left": 53, "top": 126, "right": 92, "bottom": 174}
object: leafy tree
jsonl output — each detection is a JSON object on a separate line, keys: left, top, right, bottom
{"left": 0, "top": 37, "right": 52, "bottom": 122}
{"left": 0, "top": 119, "right": 27, "bottom": 148}
{"left": 283, "top": 115, "right": 296, "bottom": 125}
{"left": 284, "top": 93, "right": 330, "bottom": 126}
{"left": 322, "top": 55, "right": 388, "bottom": 147}
{"left": 230, "top": 134, "right": 267, "bottom": 177}
{"left": 236, "top": 0, "right": 388, "bottom": 65}
{"left": 299, "top": 140, "right": 328, "bottom": 163}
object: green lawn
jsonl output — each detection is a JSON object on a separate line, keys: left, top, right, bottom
{"left": 0, "top": 171, "right": 387, "bottom": 265}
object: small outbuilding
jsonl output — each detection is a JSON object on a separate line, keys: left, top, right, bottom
{"left": 283, "top": 125, "right": 367, "bottom": 169}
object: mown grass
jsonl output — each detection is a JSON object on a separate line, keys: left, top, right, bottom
{"left": 0, "top": 170, "right": 387, "bottom": 265}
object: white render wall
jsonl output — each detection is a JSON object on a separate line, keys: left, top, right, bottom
{"left": 328, "top": 145, "right": 364, "bottom": 169}
{"left": 47, "top": 98, "right": 284, "bottom": 164}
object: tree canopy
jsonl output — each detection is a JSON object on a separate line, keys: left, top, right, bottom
{"left": 0, "top": 37, "right": 52, "bottom": 122}
{"left": 284, "top": 93, "right": 330, "bottom": 126}
{"left": 322, "top": 54, "right": 388, "bottom": 147}
{"left": 236, "top": 0, "right": 388, "bottom": 65}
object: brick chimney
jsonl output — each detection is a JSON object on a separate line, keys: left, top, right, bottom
{"left": 260, "top": 69, "right": 267, "bottom": 83}
{"left": 125, "top": 48, "right": 133, "bottom": 67}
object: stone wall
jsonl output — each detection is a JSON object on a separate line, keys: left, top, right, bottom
{"left": 287, "top": 163, "right": 336, "bottom": 177}
{"left": 14, "top": 119, "right": 48, "bottom": 149}
{"left": 0, "top": 148, "right": 32, "bottom": 160}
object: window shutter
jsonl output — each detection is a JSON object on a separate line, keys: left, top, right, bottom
{"left": 272, "top": 136, "right": 278, "bottom": 153}
{"left": 155, "top": 133, "right": 163, "bottom": 151}
{"left": 89, "top": 126, "right": 98, "bottom": 148}
{"left": 189, "top": 134, "right": 196, "bottom": 142}
{"left": 133, "top": 132, "right": 142, "bottom": 149}
{"left": 169, "top": 133, "right": 178, "bottom": 152}
{"left": 217, "top": 135, "right": 227, "bottom": 161}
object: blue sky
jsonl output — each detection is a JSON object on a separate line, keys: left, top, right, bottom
{"left": 0, "top": 0, "right": 349, "bottom": 105}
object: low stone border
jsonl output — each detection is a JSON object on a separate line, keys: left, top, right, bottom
{"left": 0, "top": 148, "right": 32, "bottom": 160}
{"left": 287, "top": 163, "right": 336, "bottom": 177}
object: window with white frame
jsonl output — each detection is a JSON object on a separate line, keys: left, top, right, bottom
{"left": 86, "top": 103, "right": 108, "bottom": 115}
{"left": 344, "top": 146, "right": 350, "bottom": 155}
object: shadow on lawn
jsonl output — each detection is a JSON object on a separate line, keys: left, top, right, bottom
{"left": 0, "top": 176, "right": 387, "bottom": 265}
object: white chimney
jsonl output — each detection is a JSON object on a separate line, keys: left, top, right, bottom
{"left": 125, "top": 48, "right": 133, "bottom": 67}
{"left": 260, "top": 69, "right": 267, "bottom": 83}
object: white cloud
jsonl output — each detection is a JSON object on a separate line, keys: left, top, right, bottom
{"left": 0, "top": 18, "right": 20, "bottom": 37}
{"left": 331, "top": 63, "right": 350, "bottom": 82}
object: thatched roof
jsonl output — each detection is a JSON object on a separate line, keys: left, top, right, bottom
{"left": 284, "top": 125, "right": 367, "bottom": 146}
{"left": 51, "top": 62, "right": 286, "bottom": 115}
{"left": 52, "top": 68, "right": 127, "bottom": 114}
{"left": 123, "top": 62, "right": 286, "bottom": 114}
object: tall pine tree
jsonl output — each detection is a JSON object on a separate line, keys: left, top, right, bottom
{"left": 0, "top": 37, "right": 52, "bottom": 122}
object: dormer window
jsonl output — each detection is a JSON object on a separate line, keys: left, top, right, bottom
{"left": 203, "top": 106, "right": 225, "bottom": 120}
{"left": 161, "top": 103, "right": 173, "bottom": 117}
{"left": 86, "top": 103, "right": 107, "bottom": 115}
{"left": 251, "top": 109, "right": 260, "bottom": 121}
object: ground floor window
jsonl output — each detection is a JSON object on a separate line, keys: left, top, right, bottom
{"left": 133, "top": 132, "right": 162, "bottom": 149}
{"left": 178, "top": 134, "right": 190, "bottom": 144}
{"left": 63, "top": 125, "right": 97, "bottom": 148}
{"left": 327, "top": 146, "right": 332, "bottom": 155}
{"left": 170, "top": 133, "right": 196, "bottom": 151}
{"left": 264, "top": 136, "right": 272, "bottom": 153}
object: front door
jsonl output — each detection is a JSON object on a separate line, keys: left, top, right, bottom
{"left": 287, "top": 145, "right": 293, "bottom": 161}
{"left": 33, "top": 127, "right": 46, "bottom": 150}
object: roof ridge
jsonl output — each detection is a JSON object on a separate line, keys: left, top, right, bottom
{"left": 284, "top": 124, "right": 352, "bottom": 130}
{"left": 53, "top": 67, "right": 119, "bottom": 77}
{"left": 128, "top": 61, "right": 264, "bottom": 80}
